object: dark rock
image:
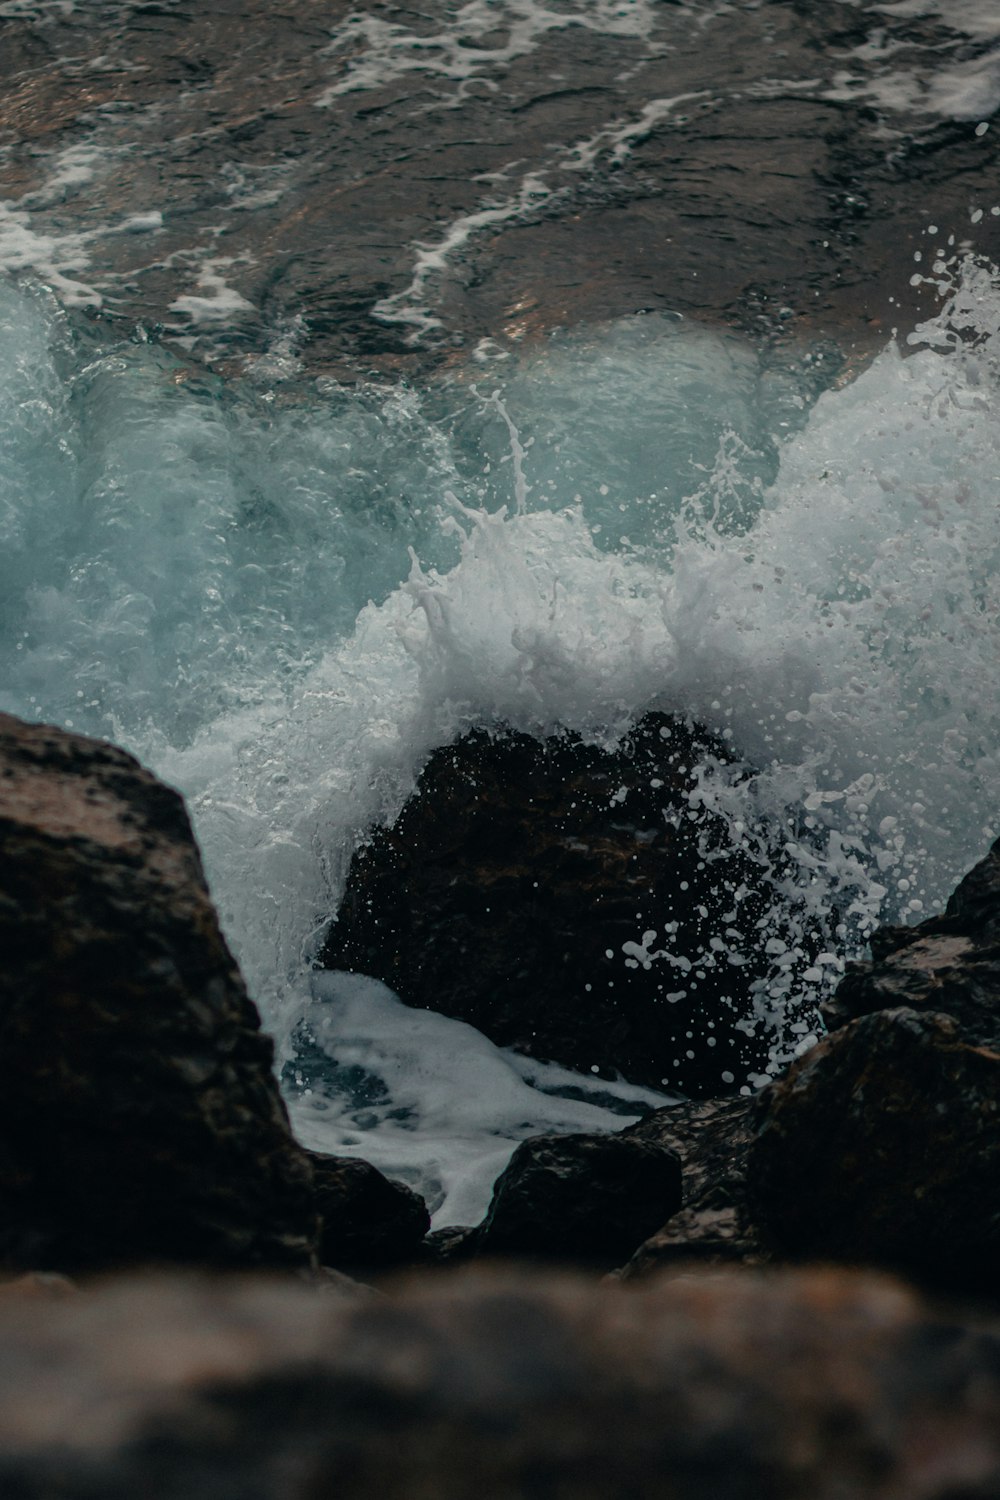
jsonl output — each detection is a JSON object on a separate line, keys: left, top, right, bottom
{"left": 0, "top": 712, "right": 317, "bottom": 1272}
{"left": 418, "top": 1225, "right": 483, "bottom": 1267}
{"left": 322, "top": 714, "right": 827, "bottom": 1097}
{"left": 624, "top": 1096, "right": 757, "bottom": 1208}
{"left": 620, "top": 1204, "right": 760, "bottom": 1275}
{"left": 749, "top": 1006, "right": 1000, "bottom": 1290}
{"left": 620, "top": 1096, "right": 765, "bottom": 1276}
{"left": 0, "top": 1267, "right": 1000, "bottom": 1498}
{"left": 307, "top": 1152, "right": 430, "bottom": 1271}
{"left": 474, "top": 1132, "right": 682, "bottom": 1266}
{"left": 824, "top": 835, "right": 1000, "bottom": 1047}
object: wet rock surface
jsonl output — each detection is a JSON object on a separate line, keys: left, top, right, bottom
{"left": 322, "top": 713, "right": 826, "bottom": 1097}
{"left": 1, "top": 2, "right": 998, "bottom": 376}
{"left": 0, "top": 712, "right": 317, "bottom": 1272}
{"left": 750, "top": 1006, "right": 1000, "bottom": 1290}
{"left": 2, "top": 700, "right": 1000, "bottom": 1498}
{"left": 308, "top": 1151, "right": 430, "bottom": 1271}
{"left": 0, "top": 1266, "right": 999, "bottom": 1500}
{"left": 620, "top": 1096, "right": 764, "bottom": 1276}
{"left": 825, "top": 835, "right": 1000, "bottom": 1047}
{"left": 474, "top": 1131, "right": 682, "bottom": 1267}
{"left": 618, "top": 834, "right": 1000, "bottom": 1286}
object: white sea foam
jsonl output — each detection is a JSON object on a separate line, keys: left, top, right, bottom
{"left": 373, "top": 172, "right": 555, "bottom": 341}
{"left": 167, "top": 259, "right": 257, "bottom": 326}
{"left": 146, "top": 266, "right": 1000, "bottom": 1069}
{"left": 318, "top": 0, "right": 658, "bottom": 107}
{"left": 827, "top": 0, "right": 1000, "bottom": 123}
{"left": 0, "top": 139, "right": 163, "bottom": 309}
{"left": 22, "top": 145, "right": 104, "bottom": 205}
{"left": 561, "top": 91, "right": 708, "bottom": 171}
{"left": 288, "top": 974, "right": 673, "bottom": 1225}
{"left": 0, "top": 0, "right": 75, "bottom": 16}
{"left": 826, "top": 54, "right": 1000, "bottom": 124}
{"left": 0, "top": 205, "right": 101, "bottom": 306}
{"left": 873, "top": 0, "right": 1000, "bottom": 42}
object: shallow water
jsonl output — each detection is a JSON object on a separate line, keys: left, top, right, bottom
{"left": 3, "top": 0, "right": 1000, "bottom": 1222}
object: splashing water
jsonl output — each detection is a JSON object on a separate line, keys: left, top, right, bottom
{"left": 3, "top": 256, "right": 1000, "bottom": 1218}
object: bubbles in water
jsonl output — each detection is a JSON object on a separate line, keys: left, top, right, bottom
{"left": 4, "top": 257, "right": 1000, "bottom": 1215}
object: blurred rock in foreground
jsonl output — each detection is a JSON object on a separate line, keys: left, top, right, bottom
{"left": 0, "top": 1266, "right": 998, "bottom": 1500}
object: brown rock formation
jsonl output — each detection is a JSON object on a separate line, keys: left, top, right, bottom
{"left": 0, "top": 712, "right": 317, "bottom": 1271}
{"left": 825, "top": 835, "right": 1000, "bottom": 1047}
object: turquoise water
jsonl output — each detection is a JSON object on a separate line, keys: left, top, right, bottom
{"left": 4, "top": 253, "right": 1000, "bottom": 1217}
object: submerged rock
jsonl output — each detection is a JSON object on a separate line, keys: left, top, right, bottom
{"left": 0, "top": 713, "right": 317, "bottom": 1272}
{"left": 749, "top": 1006, "right": 1000, "bottom": 1290}
{"left": 322, "top": 714, "right": 826, "bottom": 1096}
{"left": 474, "top": 1132, "right": 682, "bottom": 1267}
{"left": 308, "top": 1152, "right": 430, "bottom": 1272}
{"left": 0, "top": 1266, "right": 999, "bottom": 1499}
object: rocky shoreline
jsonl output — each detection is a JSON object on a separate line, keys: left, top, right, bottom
{"left": 1, "top": 706, "right": 999, "bottom": 1495}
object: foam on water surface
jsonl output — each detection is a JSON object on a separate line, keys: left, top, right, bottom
{"left": 0, "top": 0, "right": 75, "bottom": 15}
{"left": 288, "top": 974, "right": 674, "bottom": 1225}
{"left": 3, "top": 254, "right": 1000, "bottom": 1218}
{"left": 873, "top": 0, "right": 1000, "bottom": 41}
{"left": 830, "top": 0, "right": 1000, "bottom": 123}
{"left": 318, "top": 0, "right": 660, "bottom": 107}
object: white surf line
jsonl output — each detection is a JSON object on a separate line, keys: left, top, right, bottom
{"left": 371, "top": 171, "right": 554, "bottom": 341}
{"left": 373, "top": 92, "right": 709, "bottom": 344}
{"left": 0, "top": 201, "right": 162, "bottom": 307}
{"left": 165, "top": 258, "right": 257, "bottom": 326}
{"left": 560, "top": 90, "right": 710, "bottom": 171}
{"left": 317, "top": 0, "right": 658, "bottom": 107}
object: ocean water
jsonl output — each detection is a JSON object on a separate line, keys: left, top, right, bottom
{"left": 4, "top": 251, "right": 1000, "bottom": 1219}
{"left": 3, "top": 0, "right": 1000, "bottom": 1223}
